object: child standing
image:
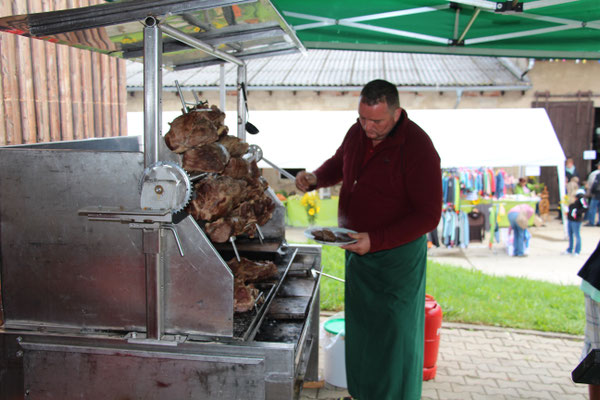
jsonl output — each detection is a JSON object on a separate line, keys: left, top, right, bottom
{"left": 565, "top": 188, "right": 588, "bottom": 256}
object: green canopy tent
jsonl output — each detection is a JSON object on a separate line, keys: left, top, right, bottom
{"left": 270, "top": 0, "right": 599, "bottom": 237}
{"left": 271, "top": 0, "right": 600, "bottom": 59}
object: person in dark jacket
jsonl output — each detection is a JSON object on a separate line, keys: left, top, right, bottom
{"left": 296, "top": 79, "right": 442, "bottom": 400}
{"left": 565, "top": 189, "right": 588, "bottom": 256}
{"left": 587, "top": 172, "right": 600, "bottom": 226}
{"left": 577, "top": 241, "right": 600, "bottom": 399}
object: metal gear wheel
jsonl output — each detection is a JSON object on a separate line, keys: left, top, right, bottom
{"left": 139, "top": 161, "right": 192, "bottom": 212}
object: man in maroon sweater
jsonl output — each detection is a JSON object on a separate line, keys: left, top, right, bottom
{"left": 297, "top": 80, "right": 442, "bottom": 400}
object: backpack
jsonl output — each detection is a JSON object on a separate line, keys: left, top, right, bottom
{"left": 592, "top": 175, "right": 600, "bottom": 195}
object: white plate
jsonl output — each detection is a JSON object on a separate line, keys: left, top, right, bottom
{"left": 304, "top": 227, "right": 358, "bottom": 246}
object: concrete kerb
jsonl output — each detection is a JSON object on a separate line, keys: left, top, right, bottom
{"left": 439, "top": 321, "right": 583, "bottom": 342}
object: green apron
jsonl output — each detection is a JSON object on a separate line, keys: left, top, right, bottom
{"left": 345, "top": 235, "right": 426, "bottom": 400}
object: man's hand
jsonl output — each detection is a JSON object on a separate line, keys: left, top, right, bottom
{"left": 296, "top": 171, "right": 317, "bottom": 192}
{"left": 341, "top": 232, "right": 370, "bottom": 255}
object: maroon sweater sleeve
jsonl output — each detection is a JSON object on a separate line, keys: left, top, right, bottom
{"left": 368, "top": 129, "right": 443, "bottom": 252}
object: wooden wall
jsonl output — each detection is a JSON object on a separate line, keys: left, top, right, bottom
{"left": 0, "top": 0, "right": 127, "bottom": 145}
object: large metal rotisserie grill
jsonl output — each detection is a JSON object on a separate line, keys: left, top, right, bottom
{"left": 0, "top": 138, "right": 322, "bottom": 399}
{"left": 0, "top": 2, "right": 318, "bottom": 398}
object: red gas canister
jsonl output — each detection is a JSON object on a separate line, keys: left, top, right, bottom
{"left": 423, "top": 294, "right": 443, "bottom": 381}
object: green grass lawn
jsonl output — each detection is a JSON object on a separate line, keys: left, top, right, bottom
{"left": 316, "top": 243, "right": 586, "bottom": 336}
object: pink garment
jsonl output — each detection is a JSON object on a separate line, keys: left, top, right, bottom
{"left": 508, "top": 203, "right": 535, "bottom": 219}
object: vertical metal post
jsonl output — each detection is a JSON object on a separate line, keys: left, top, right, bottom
{"left": 219, "top": 63, "right": 226, "bottom": 111}
{"left": 143, "top": 17, "right": 165, "bottom": 340}
{"left": 237, "top": 64, "right": 247, "bottom": 141}
{"left": 143, "top": 17, "right": 162, "bottom": 168}
{"left": 143, "top": 229, "right": 164, "bottom": 340}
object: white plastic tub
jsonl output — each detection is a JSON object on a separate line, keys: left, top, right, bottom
{"left": 322, "top": 316, "right": 347, "bottom": 388}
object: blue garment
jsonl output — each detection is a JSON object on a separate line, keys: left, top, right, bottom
{"left": 567, "top": 220, "right": 582, "bottom": 254}
{"left": 495, "top": 172, "right": 505, "bottom": 199}
{"left": 588, "top": 198, "right": 600, "bottom": 225}
{"left": 442, "top": 176, "right": 449, "bottom": 203}
{"left": 508, "top": 211, "right": 525, "bottom": 256}
{"left": 442, "top": 210, "right": 456, "bottom": 246}
{"left": 458, "top": 211, "right": 469, "bottom": 248}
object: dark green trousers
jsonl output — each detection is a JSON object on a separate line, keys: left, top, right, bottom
{"left": 345, "top": 236, "right": 426, "bottom": 400}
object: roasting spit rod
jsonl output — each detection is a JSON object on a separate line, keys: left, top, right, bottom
{"left": 262, "top": 157, "right": 296, "bottom": 181}
{"left": 246, "top": 144, "right": 296, "bottom": 182}
{"left": 175, "top": 80, "right": 188, "bottom": 114}
{"left": 254, "top": 223, "right": 264, "bottom": 244}
{"left": 229, "top": 236, "right": 241, "bottom": 262}
{"left": 311, "top": 268, "right": 345, "bottom": 283}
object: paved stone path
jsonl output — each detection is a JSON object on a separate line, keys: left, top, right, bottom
{"left": 300, "top": 321, "right": 588, "bottom": 400}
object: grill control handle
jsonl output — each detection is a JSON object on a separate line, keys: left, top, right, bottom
{"left": 163, "top": 224, "right": 184, "bottom": 257}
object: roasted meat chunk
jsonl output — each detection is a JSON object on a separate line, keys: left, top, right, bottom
{"left": 187, "top": 176, "right": 247, "bottom": 221}
{"left": 228, "top": 257, "right": 279, "bottom": 283}
{"left": 182, "top": 143, "right": 230, "bottom": 173}
{"left": 222, "top": 157, "right": 252, "bottom": 179}
{"left": 166, "top": 104, "right": 275, "bottom": 243}
{"left": 234, "top": 278, "right": 258, "bottom": 313}
{"left": 312, "top": 228, "right": 337, "bottom": 242}
{"left": 218, "top": 135, "right": 249, "bottom": 158}
{"left": 164, "top": 113, "right": 219, "bottom": 153}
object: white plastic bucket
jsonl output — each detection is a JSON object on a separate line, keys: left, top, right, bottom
{"left": 323, "top": 317, "right": 347, "bottom": 388}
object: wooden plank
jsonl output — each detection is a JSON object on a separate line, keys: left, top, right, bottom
{"left": 14, "top": 1, "right": 36, "bottom": 144}
{"left": 28, "top": 0, "right": 50, "bottom": 143}
{"left": 42, "top": 0, "right": 60, "bottom": 142}
{"left": 117, "top": 58, "right": 128, "bottom": 136}
{"left": 67, "top": 0, "right": 83, "bottom": 140}
{"left": 80, "top": 44, "right": 94, "bottom": 138}
{"left": 55, "top": 0, "right": 73, "bottom": 141}
{"left": 99, "top": 53, "right": 112, "bottom": 137}
{"left": 0, "top": 47, "right": 4, "bottom": 146}
{"left": 91, "top": 51, "right": 102, "bottom": 137}
{"left": 69, "top": 48, "right": 83, "bottom": 140}
{"left": 0, "top": 2, "right": 22, "bottom": 145}
{"left": 109, "top": 56, "right": 119, "bottom": 136}
{"left": 79, "top": 0, "right": 94, "bottom": 138}
{"left": 57, "top": 43, "right": 73, "bottom": 141}
{"left": 45, "top": 41, "right": 61, "bottom": 142}
{"left": 0, "top": 0, "right": 10, "bottom": 145}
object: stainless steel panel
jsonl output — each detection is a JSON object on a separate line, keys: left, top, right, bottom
{"left": 165, "top": 216, "right": 233, "bottom": 337}
{"left": 23, "top": 342, "right": 266, "bottom": 400}
{"left": 0, "top": 149, "right": 146, "bottom": 331}
{"left": 4, "top": 135, "right": 141, "bottom": 152}
{"left": 0, "top": 149, "right": 235, "bottom": 337}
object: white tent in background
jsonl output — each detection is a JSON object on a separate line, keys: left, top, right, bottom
{"left": 127, "top": 108, "right": 567, "bottom": 231}
{"left": 241, "top": 108, "right": 567, "bottom": 233}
